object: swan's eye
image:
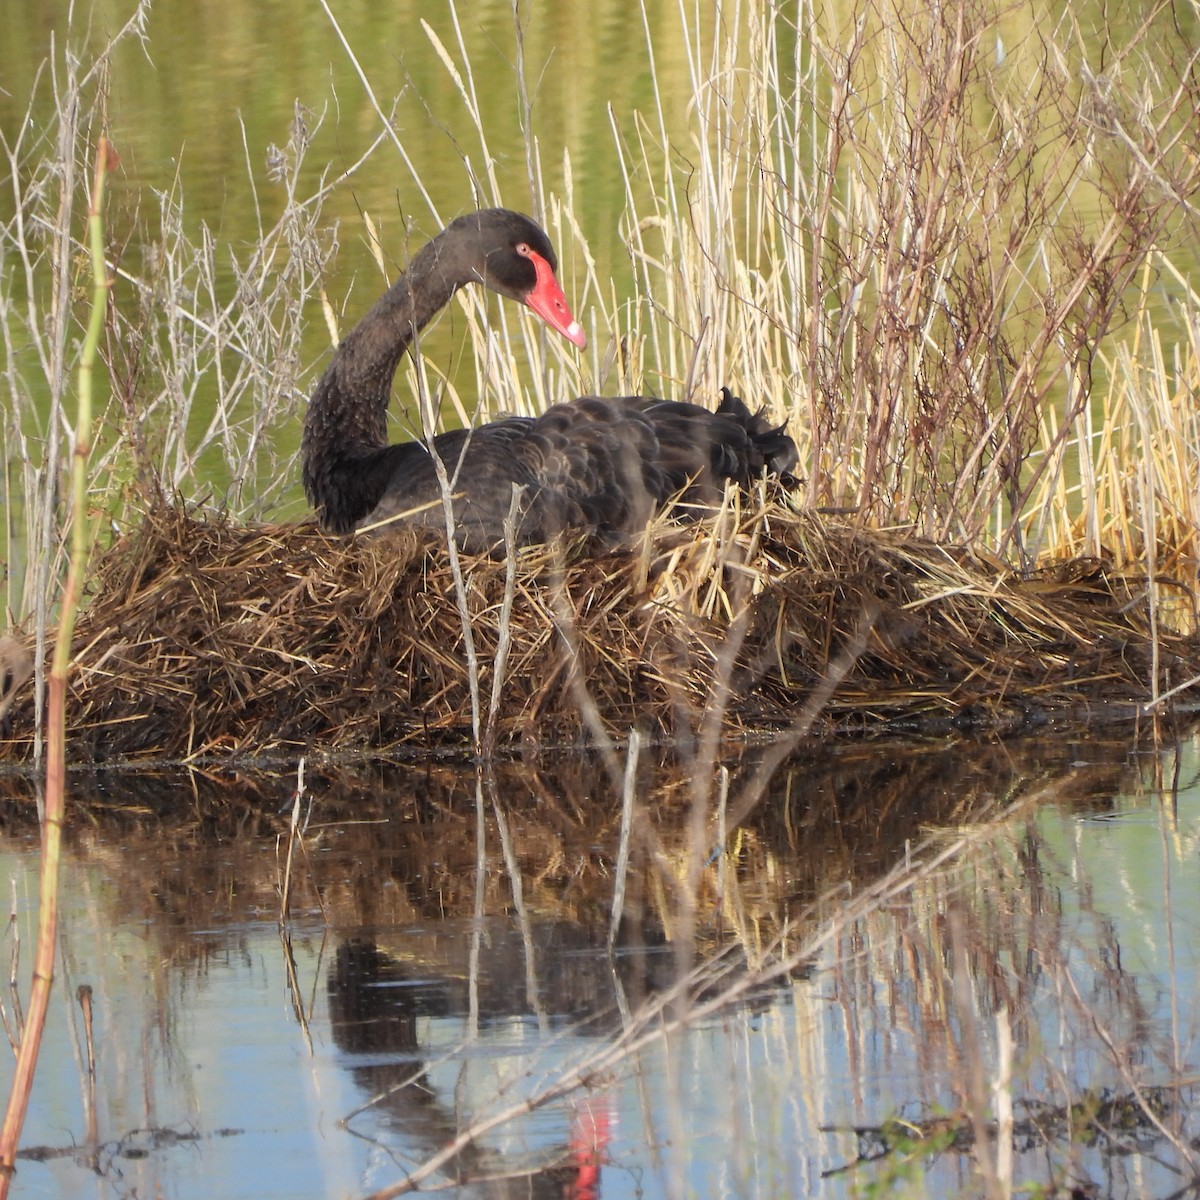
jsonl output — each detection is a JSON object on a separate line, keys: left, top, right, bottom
{"left": 515, "top": 242, "right": 531, "bottom": 257}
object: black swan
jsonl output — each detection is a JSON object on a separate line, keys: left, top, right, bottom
{"left": 301, "top": 208, "right": 797, "bottom": 550}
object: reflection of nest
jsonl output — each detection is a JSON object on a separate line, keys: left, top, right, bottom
{"left": 0, "top": 734, "right": 1140, "bottom": 943}
{"left": 2, "top": 499, "right": 1196, "bottom": 761}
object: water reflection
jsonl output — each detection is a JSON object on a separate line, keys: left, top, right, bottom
{"left": 0, "top": 730, "right": 1197, "bottom": 1198}
{"left": 328, "top": 935, "right": 627, "bottom": 1197}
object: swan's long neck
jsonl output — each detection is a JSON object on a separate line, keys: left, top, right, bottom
{"left": 301, "top": 235, "right": 465, "bottom": 532}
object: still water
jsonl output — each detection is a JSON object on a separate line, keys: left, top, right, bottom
{"left": 1, "top": 732, "right": 1198, "bottom": 1198}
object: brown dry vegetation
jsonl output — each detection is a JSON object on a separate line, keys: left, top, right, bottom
{"left": 0, "top": 494, "right": 1191, "bottom": 763}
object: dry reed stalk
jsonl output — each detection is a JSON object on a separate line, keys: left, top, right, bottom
{"left": 599, "top": 0, "right": 1200, "bottom": 583}
{"left": 75, "top": 985, "right": 97, "bottom": 1150}
{"left": 607, "top": 727, "right": 642, "bottom": 952}
{"left": 416, "top": 363, "right": 485, "bottom": 750}
{"left": 486, "top": 772, "right": 548, "bottom": 1032}
{"left": 949, "top": 907, "right": 1006, "bottom": 1200}
{"left": 993, "top": 1007, "right": 1015, "bottom": 1194}
{"left": 277, "top": 756, "right": 307, "bottom": 924}
{"left": 468, "top": 770, "right": 488, "bottom": 1035}
{"left": 482, "top": 489, "right": 523, "bottom": 757}
{"left": 1, "top": 887, "right": 23, "bottom": 1055}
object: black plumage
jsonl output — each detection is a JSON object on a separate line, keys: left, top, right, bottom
{"left": 302, "top": 208, "right": 797, "bottom": 551}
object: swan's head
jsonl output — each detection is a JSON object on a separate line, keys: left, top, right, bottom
{"left": 448, "top": 209, "right": 587, "bottom": 350}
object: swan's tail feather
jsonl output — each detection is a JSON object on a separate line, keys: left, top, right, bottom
{"left": 715, "top": 386, "right": 799, "bottom": 481}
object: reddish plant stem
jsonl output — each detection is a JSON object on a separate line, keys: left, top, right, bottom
{"left": 0, "top": 136, "right": 112, "bottom": 1193}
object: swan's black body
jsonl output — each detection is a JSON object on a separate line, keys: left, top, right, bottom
{"left": 302, "top": 208, "right": 797, "bottom": 550}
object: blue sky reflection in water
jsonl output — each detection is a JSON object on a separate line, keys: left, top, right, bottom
{"left": 0, "top": 733, "right": 1198, "bottom": 1198}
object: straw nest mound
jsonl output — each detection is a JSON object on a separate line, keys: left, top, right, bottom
{"left": 1, "top": 498, "right": 1197, "bottom": 763}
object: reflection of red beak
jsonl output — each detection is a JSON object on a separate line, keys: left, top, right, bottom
{"left": 523, "top": 248, "right": 587, "bottom": 349}
{"left": 566, "top": 1096, "right": 611, "bottom": 1200}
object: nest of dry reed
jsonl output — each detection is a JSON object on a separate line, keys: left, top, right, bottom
{"left": 1, "top": 496, "right": 1196, "bottom": 764}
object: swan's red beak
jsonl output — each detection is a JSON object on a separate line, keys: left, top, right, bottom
{"left": 523, "top": 250, "right": 587, "bottom": 349}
